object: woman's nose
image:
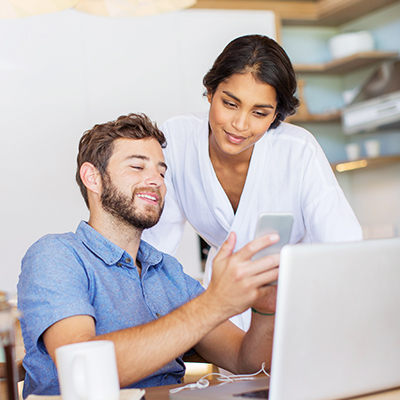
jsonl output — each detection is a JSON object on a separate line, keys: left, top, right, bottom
{"left": 232, "top": 112, "right": 249, "bottom": 132}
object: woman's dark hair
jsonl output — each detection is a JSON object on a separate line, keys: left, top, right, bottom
{"left": 203, "top": 34, "right": 299, "bottom": 129}
{"left": 76, "top": 113, "right": 166, "bottom": 208}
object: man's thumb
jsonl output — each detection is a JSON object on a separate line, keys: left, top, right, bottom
{"left": 216, "top": 232, "right": 236, "bottom": 260}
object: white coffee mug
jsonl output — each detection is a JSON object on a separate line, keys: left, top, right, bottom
{"left": 364, "top": 139, "right": 380, "bottom": 158}
{"left": 55, "top": 341, "right": 120, "bottom": 400}
{"left": 345, "top": 143, "right": 360, "bottom": 161}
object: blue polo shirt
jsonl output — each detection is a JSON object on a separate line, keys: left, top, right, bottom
{"left": 17, "top": 221, "right": 204, "bottom": 398}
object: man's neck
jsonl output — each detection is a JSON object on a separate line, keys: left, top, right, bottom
{"left": 88, "top": 212, "right": 142, "bottom": 265}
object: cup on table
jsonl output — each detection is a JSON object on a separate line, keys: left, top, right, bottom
{"left": 364, "top": 139, "right": 380, "bottom": 158}
{"left": 55, "top": 340, "right": 120, "bottom": 400}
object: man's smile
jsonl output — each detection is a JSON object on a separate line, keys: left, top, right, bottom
{"left": 136, "top": 192, "right": 160, "bottom": 204}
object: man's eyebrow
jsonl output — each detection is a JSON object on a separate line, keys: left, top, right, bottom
{"left": 222, "top": 90, "right": 275, "bottom": 109}
{"left": 126, "top": 154, "right": 148, "bottom": 161}
{"left": 125, "top": 155, "right": 167, "bottom": 171}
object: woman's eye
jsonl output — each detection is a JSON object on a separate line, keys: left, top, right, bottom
{"left": 254, "top": 111, "right": 268, "bottom": 117}
{"left": 223, "top": 100, "right": 236, "bottom": 108}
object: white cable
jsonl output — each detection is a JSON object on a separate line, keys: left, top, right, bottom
{"left": 169, "top": 362, "right": 270, "bottom": 394}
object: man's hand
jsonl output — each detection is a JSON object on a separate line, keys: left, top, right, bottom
{"left": 206, "top": 232, "right": 280, "bottom": 318}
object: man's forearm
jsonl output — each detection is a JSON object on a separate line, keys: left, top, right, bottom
{"left": 94, "top": 290, "right": 227, "bottom": 387}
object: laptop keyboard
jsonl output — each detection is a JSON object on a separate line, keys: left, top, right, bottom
{"left": 233, "top": 389, "right": 269, "bottom": 398}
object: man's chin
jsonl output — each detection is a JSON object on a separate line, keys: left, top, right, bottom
{"left": 134, "top": 218, "right": 160, "bottom": 230}
{"left": 142, "top": 204, "right": 164, "bottom": 226}
{"left": 132, "top": 209, "right": 162, "bottom": 230}
{"left": 142, "top": 213, "right": 162, "bottom": 230}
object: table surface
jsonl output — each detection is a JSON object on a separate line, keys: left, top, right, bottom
{"left": 143, "top": 381, "right": 400, "bottom": 400}
{"left": 11, "top": 321, "right": 400, "bottom": 400}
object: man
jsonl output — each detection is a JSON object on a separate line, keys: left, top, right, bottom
{"left": 17, "top": 113, "right": 279, "bottom": 397}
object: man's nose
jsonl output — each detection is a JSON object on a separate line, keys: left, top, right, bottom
{"left": 144, "top": 168, "right": 164, "bottom": 187}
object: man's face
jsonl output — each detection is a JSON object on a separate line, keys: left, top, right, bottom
{"left": 100, "top": 138, "right": 167, "bottom": 230}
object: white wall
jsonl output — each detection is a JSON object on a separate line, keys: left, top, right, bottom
{"left": 0, "top": 8, "right": 276, "bottom": 293}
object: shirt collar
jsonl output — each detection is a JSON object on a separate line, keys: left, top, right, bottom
{"left": 137, "top": 239, "right": 164, "bottom": 271}
{"left": 76, "top": 221, "right": 163, "bottom": 270}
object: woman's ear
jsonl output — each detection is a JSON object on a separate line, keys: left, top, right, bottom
{"left": 206, "top": 90, "right": 213, "bottom": 104}
{"left": 80, "top": 162, "right": 102, "bottom": 195}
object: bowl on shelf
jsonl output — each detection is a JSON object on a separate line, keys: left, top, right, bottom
{"left": 329, "top": 31, "right": 374, "bottom": 60}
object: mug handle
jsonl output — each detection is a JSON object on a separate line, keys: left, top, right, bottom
{"left": 72, "top": 355, "right": 88, "bottom": 400}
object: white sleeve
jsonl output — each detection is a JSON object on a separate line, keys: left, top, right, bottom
{"left": 142, "top": 170, "right": 187, "bottom": 255}
{"left": 300, "top": 144, "right": 363, "bottom": 243}
{"left": 141, "top": 122, "right": 187, "bottom": 255}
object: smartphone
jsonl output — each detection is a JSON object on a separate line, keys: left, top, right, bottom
{"left": 252, "top": 212, "right": 294, "bottom": 261}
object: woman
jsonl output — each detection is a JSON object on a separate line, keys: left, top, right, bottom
{"left": 143, "top": 34, "right": 362, "bottom": 331}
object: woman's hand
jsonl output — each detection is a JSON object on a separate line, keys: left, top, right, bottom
{"left": 251, "top": 283, "right": 278, "bottom": 315}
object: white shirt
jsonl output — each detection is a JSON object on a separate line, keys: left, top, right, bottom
{"left": 143, "top": 113, "right": 363, "bottom": 330}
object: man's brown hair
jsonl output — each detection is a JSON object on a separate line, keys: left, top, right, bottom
{"left": 76, "top": 113, "right": 166, "bottom": 208}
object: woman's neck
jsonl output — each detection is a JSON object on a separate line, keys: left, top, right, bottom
{"left": 208, "top": 133, "right": 254, "bottom": 214}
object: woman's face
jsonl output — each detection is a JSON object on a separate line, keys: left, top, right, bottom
{"left": 207, "top": 72, "right": 278, "bottom": 157}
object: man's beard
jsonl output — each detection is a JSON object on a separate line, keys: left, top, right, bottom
{"left": 100, "top": 173, "right": 164, "bottom": 230}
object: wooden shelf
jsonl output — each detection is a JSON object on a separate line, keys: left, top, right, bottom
{"left": 190, "top": 0, "right": 399, "bottom": 27}
{"left": 287, "top": 110, "right": 341, "bottom": 123}
{"left": 331, "top": 155, "right": 400, "bottom": 173}
{"left": 294, "top": 51, "right": 399, "bottom": 75}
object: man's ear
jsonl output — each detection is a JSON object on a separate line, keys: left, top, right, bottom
{"left": 80, "top": 162, "right": 102, "bottom": 196}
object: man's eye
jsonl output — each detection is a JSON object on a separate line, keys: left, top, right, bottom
{"left": 132, "top": 166, "right": 143, "bottom": 170}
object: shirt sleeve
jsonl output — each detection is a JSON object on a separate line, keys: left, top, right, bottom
{"left": 300, "top": 140, "right": 363, "bottom": 243}
{"left": 17, "top": 235, "right": 96, "bottom": 354}
{"left": 142, "top": 120, "right": 188, "bottom": 255}
{"left": 185, "top": 274, "right": 205, "bottom": 301}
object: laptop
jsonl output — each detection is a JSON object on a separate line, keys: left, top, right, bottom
{"left": 170, "top": 237, "right": 400, "bottom": 400}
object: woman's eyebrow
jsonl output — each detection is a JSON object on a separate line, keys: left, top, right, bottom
{"left": 222, "top": 90, "right": 275, "bottom": 109}
{"left": 223, "top": 90, "right": 241, "bottom": 103}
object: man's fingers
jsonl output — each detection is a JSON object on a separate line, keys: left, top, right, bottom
{"left": 214, "top": 232, "right": 236, "bottom": 261}
{"left": 248, "top": 266, "right": 280, "bottom": 288}
{"left": 238, "top": 234, "right": 280, "bottom": 260}
{"left": 250, "top": 253, "right": 280, "bottom": 275}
